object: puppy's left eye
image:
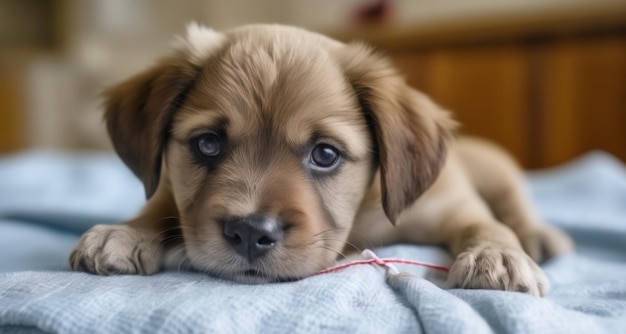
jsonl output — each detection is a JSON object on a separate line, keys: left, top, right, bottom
{"left": 310, "top": 144, "right": 341, "bottom": 169}
{"left": 193, "top": 133, "right": 221, "bottom": 157}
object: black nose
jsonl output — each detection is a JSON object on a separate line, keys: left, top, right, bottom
{"left": 222, "top": 215, "right": 283, "bottom": 263}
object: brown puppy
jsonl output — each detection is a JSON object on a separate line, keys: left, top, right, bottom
{"left": 70, "top": 24, "right": 573, "bottom": 296}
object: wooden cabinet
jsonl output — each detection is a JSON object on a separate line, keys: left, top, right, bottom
{"left": 540, "top": 36, "right": 626, "bottom": 166}
{"left": 394, "top": 45, "right": 533, "bottom": 166}
{"left": 336, "top": 4, "right": 626, "bottom": 168}
{"left": 0, "top": 64, "right": 26, "bottom": 152}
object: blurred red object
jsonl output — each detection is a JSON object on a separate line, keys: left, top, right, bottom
{"left": 352, "top": 0, "right": 394, "bottom": 26}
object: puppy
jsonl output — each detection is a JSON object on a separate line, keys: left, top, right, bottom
{"left": 70, "top": 24, "right": 573, "bottom": 296}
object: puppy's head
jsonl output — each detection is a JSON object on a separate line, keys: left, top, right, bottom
{"left": 105, "top": 24, "right": 455, "bottom": 282}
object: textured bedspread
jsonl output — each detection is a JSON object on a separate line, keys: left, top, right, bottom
{"left": 0, "top": 151, "right": 625, "bottom": 333}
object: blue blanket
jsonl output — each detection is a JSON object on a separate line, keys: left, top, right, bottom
{"left": 0, "top": 151, "right": 625, "bottom": 333}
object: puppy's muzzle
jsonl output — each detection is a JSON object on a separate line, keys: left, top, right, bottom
{"left": 222, "top": 215, "right": 284, "bottom": 263}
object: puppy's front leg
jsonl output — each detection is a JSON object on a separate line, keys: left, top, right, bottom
{"left": 70, "top": 186, "right": 178, "bottom": 275}
{"left": 441, "top": 212, "right": 549, "bottom": 297}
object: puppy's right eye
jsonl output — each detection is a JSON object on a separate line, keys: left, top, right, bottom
{"left": 311, "top": 144, "right": 340, "bottom": 168}
{"left": 194, "top": 133, "right": 221, "bottom": 157}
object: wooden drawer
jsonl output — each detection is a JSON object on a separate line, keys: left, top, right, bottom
{"left": 0, "top": 64, "right": 26, "bottom": 152}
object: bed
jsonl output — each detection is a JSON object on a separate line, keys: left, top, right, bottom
{"left": 1, "top": 150, "right": 625, "bottom": 333}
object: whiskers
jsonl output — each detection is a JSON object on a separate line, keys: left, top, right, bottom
{"left": 311, "top": 227, "right": 360, "bottom": 252}
{"left": 142, "top": 220, "right": 380, "bottom": 282}
{"left": 314, "top": 226, "right": 384, "bottom": 251}
{"left": 140, "top": 215, "right": 226, "bottom": 275}
{"left": 316, "top": 244, "right": 349, "bottom": 262}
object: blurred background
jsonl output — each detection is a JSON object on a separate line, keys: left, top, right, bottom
{"left": 1, "top": 0, "right": 625, "bottom": 169}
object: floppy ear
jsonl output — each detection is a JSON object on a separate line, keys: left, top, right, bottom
{"left": 104, "top": 23, "right": 225, "bottom": 198}
{"left": 335, "top": 43, "right": 458, "bottom": 224}
{"left": 104, "top": 58, "right": 197, "bottom": 198}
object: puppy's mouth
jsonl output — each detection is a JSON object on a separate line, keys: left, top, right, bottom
{"left": 229, "top": 268, "right": 299, "bottom": 284}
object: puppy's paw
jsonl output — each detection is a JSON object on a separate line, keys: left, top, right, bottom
{"left": 517, "top": 225, "right": 574, "bottom": 263}
{"left": 70, "top": 224, "right": 162, "bottom": 275}
{"left": 447, "top": 245, "right": 549, "bottom": 297}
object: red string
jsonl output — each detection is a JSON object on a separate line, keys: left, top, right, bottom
{"left": 315, "top": 258, "right": 449, "bottom": 275}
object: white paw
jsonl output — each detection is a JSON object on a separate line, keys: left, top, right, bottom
{"left": 70, "top": 224, "right": 162, "bottom": 275}
{"left": 517, "top": 225, "right": 574, "bottom": 263}
{"left": 447, "top": 245, "right": 549, "bottom": 297}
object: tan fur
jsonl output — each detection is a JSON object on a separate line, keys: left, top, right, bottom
{"left": 70, "top": 24, "right": 573, "bottom": 295}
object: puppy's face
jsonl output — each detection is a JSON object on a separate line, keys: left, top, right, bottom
{"left": 105, "top": 25, "right": 454, "bottom": 283}
{"left": 166, "top": 39, "right": 375, "bottom": 282}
